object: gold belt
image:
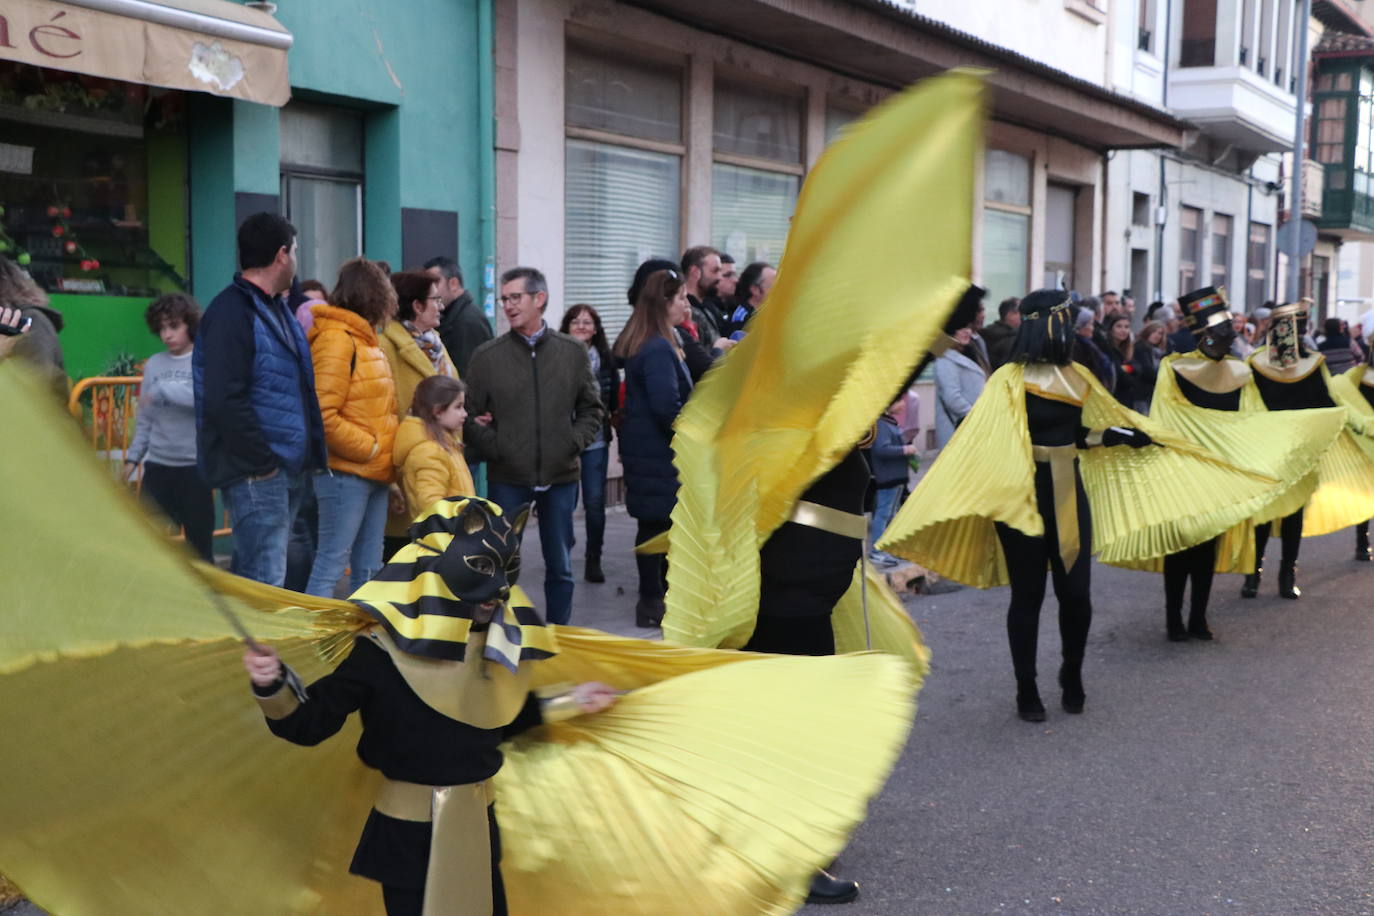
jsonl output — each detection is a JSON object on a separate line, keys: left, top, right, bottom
{"left": 1030, "top": 444, "right": 1081, "bottom": 571}
{"left": 788, "top": 500, "right": 868, "bottom": 540}
{"left": 376, "top": 778, "right": 496, "bottom": 915}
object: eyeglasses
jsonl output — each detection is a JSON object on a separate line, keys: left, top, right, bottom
{"left": 498, "top": 292, "right": 532, "bottom": 306}
{"left": 427, "top": 296, "right": 446, "bottom": 304}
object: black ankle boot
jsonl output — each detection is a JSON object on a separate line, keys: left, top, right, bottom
{"left": 1357, "top": 529, "right": 1371, "bottom": 562}
{"left": 634, "top": 596, "right": 665, "bottom": 628}
{"left": 1058, "top": 665, "right": 1085, "bottom": 714}
{"left": 1187, "top": 612, "right": 1214, "bottom": 641}
{"left": 806, "top": 869, "right": 859, "bottom": 905}
{"left": 1166, "top": 608, "right": 1189, "bottom": 642}
{"left": 1278, "top": 565, "right": 1301, "bottom": 599}
{"left": 1016, "top": 679, "right": 1046, "bottom": 722}
{"left": 584, "top": 554, "right": 605, "bottom": 583}
{"left": 1240, "top": 569, "right": 1262, "bottom": 598}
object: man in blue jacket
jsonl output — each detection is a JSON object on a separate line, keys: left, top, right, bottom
{"left": 194, "top": 213, "right": 326, "bottom": 586}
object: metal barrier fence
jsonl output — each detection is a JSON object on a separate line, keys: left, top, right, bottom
{"left": 67, "top": 376, "right": 232, "bottom": 539}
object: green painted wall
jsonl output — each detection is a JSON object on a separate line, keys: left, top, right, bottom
{"left": 188, "top": 94, "right": 235, "bottom": 300}
{"left": 53, "top": 293, "right": 160, "bottom": 379}
{"left": 146, "top": 130, "right": 189, "bottom": 284}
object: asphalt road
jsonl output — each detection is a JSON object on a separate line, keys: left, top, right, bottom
{"left": 10, "top": 510, "right": 1372, "bottom": 916}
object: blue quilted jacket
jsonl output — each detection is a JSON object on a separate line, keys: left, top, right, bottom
{"left": 193, "top": 275, "right": 326, "bottom": 489}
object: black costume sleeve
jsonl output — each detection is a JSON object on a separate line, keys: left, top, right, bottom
{"left": 254, "top": 638, "right": 380, "bottom": 746}
{"left": 503, "top": 693, "right": 544, "bottom": 738}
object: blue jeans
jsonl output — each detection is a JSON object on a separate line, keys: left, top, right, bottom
{"left": 306, "top": 471, "right": 389, "bottom": 597}
{"left": 578, "top": 446, "right": 609, "bottom": 557}
{"left": 223, "top": 469, "right": 310, "bottom": 588}
{"left": 487, "top": 480, "right": 578, "bottom": 625}
{"left": 869, "top": 484, "right": 903, "bottom": 550}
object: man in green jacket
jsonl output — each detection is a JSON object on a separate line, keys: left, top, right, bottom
{"left": 463, "top": 266, "right": 605, "bottom": 624}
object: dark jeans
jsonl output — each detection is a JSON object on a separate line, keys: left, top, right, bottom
{"left": 141, "top": 461, "right": 215, "bottom": 563}
{"left": 1254, "top": 510, "right": 1304, "bottom": 571}
{"left": 994, "top": 460, "right": 1093, "bottom": 684}
{"left": 1163, "top": 537, "right": 1218, "bottom": 619}
{"left": 487, "top": 480, "right": 578, "bottom": 625}
{"left": 634, "top": 517, "right": 670, "bottom": 599}
{"left": 222, "top": 469, "right": 310, "bottom": 587}
{"left": 381, "top": 804, "right": 506, "bottom": 916}
{"left": 579, "top": 446, "right": 609, "bottom": 558}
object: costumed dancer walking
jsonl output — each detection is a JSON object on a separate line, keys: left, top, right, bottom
{"left": 1243, "top": 300, "right": 1374, "bottom": 599}
{"left": 1330, "top": 311, "right": 1374, "bottom": 560}
{"left": 880, "top": 290, "right": 1288, "bottom": 722}
{"left": 1147, "top": 287, "right": 1342, "bottom": 641}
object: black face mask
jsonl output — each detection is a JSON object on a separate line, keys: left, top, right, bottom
{"left": 1197, "top": 321, "right": 1236, "bottom": 361}
{"left": 409, "top": 500, "right": 528, "bottom": 612}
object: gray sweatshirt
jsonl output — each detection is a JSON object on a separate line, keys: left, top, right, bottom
{"left": 128, "top": 350, "right": 197, "bottom": 467}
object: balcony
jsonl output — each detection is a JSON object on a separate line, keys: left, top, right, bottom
{"left": 1168, "top": 65, "right": 1298, "bottom": 153}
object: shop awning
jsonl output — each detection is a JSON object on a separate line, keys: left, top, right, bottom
{"left": 0, "top": 0, "right": 293, "bottom": 106}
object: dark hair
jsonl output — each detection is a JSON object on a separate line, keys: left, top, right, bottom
{"left": 1102, "top": 290, "right": 1120, "bottom": 298}
{"left": 424, "top": 256, "right": 464, "bottom": 287}
{"left": 499, "top": 266, "right": 548, "bottom": 303}
{"left": 680, "top": 245, "right": 720, "bottom": 276}
{"left": 614, "top": 270, "right": 684, "bottom": 360}
{"left": 300, "top": 279, "right": 327, "bottom": 298}
{"left": 1010, "top": 289, "right": 1075, "bottom": 366}
{"left": 145, "top": 293, "right": 202, "bottom": 337}
{"left": 720, "top": 253, "right": 736, "bottom": 266}
{"left": 411, "top": 374, "right": 467, "bottom": 453}
{"left": 1107, "top": 313, "right": 1134, "bottom": 359}
{"left": 998, "top": 297, "right": 1020, "bottom": 319}
{"left": 629, "top": 258, "right": 679, "bottom": 305}
{"left": 237, "top": 212, "right": 296, "bottom": 271}
{"left": 736, "top": 261, "right": 773, "bottom": 304}
{"left": 560, "top": 303, "right": 613, "bottom": 368}
{"left": 331, "top": 258, "right": 396, "bottom": 326}
{"left": 392, "top": 270, "right": 437, "bottom": 322}
{"left": 1324, "top": 316, "right": 1344, "bottom": 339}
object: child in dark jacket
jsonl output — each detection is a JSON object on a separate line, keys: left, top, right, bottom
{"left": 865, "top": 402, "right": 916, "bottom": 568}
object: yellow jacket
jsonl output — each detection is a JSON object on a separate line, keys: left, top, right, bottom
{"left": 308, "top": 304, "right": 398, "bottom": 483}
{"left": 393, "top": 415, "right": 475, "bottom": 521}
{"left": 378, "top": 319, "right": 458, "bottom": 421}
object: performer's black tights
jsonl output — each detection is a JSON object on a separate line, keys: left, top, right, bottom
{"left": 743, "top": 613, "right": 835, "bottom": 655}
{"left": 634, "top": 518, "right": 671, "bottom": 599}
{"left": 1163, "top": 538, "right": 1218, "bottom": 619}
{"left": 1358, "top": 520, "right": 1370, "bottom": 547}
{"left": 1254, "top": 510, "right": 1303, "bottom": 571}
{"left": 381, "top": 805, "right": 506, "bottom": 916}
{"left": 993, "top": 463, "right": 1092, "bottom": 684}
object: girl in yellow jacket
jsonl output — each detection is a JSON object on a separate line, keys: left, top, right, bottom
{"left": 394, "top": 375, "right": 476, "bottom": 521}
{"left": 305, "top": 258, "right": 399, "bottom": 597}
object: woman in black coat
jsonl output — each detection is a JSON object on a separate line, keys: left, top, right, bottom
{"left": 613, "top": 268, "right": 694, "bottom": 627}
{"left": 560, "top": 304, "right": 619, "bottom": 583}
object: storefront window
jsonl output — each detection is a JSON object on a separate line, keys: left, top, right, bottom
{"left": 711, "top": 162, "right": 797, "bottom": 264}
{"left": 712, "top": 79, "right": 803, "bottom": 265}
{"left": 1044, "top": 183, "right": 1078, "bottom": 291}
{"left": 1247, "top": 221, "right": 1270, "bottom": 308}
{"left": 280, "top": 103, "right": 363, "bottom": 287}
{"left": 982, "top": 149, "right": 1032, "bottom": 303}
{"left": 0, "top": 63, "right": 187, "bottom": 297}
{"left": 565, "top": 139, "right": 681, "bottom": 337}
{"left": 713, "top": 80, "right": 802, "bottom": 163}
{"left": 824, "top": 105, "right": 862, "bottom": 146}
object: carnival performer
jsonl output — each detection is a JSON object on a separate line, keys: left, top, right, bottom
{"left": 1243, "top": 300, "right": 1374, "bottom": 599}
{"left": 243, "top": 498, "right": 614, "bottom": 916}
{"left": 1147, "top": 287, "right": 1342, "bottom": 641}
{"left": 880, "top": 289, "right": 1288, "bottom": 722}
{"left": 1330, "top": 315, "right": 1374, "bottom": 561}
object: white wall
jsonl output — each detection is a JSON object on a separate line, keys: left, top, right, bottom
{"left": 916, "top": 0, "right": 1111, "bottom": 87}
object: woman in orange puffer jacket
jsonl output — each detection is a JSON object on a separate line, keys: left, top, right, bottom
{"left": 304, "top": 258, "right": 399, "bottom": 597}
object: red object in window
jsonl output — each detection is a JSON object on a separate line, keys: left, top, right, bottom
{"left": 63, "top": 240, "right": 77, "bottom": 254}
{"left": 51, "top": 225, "right": 64, "bottom": 238}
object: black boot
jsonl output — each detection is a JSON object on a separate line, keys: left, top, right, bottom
{"left": 1240, "top": 567, "right": 1261, "bottom": 599}
{"left": 1278, "top": 564, "right": 1301, "bottom": 600}
{"left": 1187, "top": 611, "right": 1214, "bottom": 641}
{"left": 1016, "top": 679, "right": 1046, "bottom": 722}
{"left": 584, "top": 553, "right": 605, "bottom": 583}
{"left": 634, "top": 596, "right": 664, "bottom": 628}
{"left": 1166, "top": 607, "right": 1189, "bottom": 642}
{"left": 1357, "top": 526, "right": 1371, "bottom": 562}
{"left": 806, "top": 869, "right": 859, "bottom": 905}
{"left": 1058, "top": 664, "right": 1085, "bottom": 714}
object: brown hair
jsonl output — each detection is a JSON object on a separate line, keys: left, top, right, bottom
{"left": 410, "top": 374, "right": 467, "bottom": 453}
{"left": 300, "top": 279, "right": 327, "bottom": 299}
{"left": 1107, "top": 314, "right": 1134, "bottom": 361}
{"left": 330, "top": 258, "right": 396, "bottom": 326}
{"left": 613, "top": 270, "right": 684, "bottom": 361}
{"left": 144, "top": 293, "right": 202, "bottom": 337}
{"left": 391, "top": 270, "right": 438, "bottom": 322}
{"left": 0, "top": 257, "right": 47, "bottom": 309}
{"left": 560, "top": 303, "right": 613, "bottom": 366}
{"left": 1135, "top": 320, "right": 1164, "bottom": 349}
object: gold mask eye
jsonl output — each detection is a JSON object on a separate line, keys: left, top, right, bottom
{"left": 464, "top": 555, "right": 496, "bottom": 576}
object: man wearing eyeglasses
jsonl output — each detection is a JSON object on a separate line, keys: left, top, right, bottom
{"left": 461, "top": 266, "right": 605, "bottom": 625}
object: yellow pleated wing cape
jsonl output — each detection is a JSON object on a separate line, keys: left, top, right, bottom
{"left": 1294, "top": 359, "right": 1374, "bottom": 536}
{"left": 0, "top": 362, "right": 915, "bottom": 916}
{"left": 877, "top": 362, "right": 1282, "bottom": 587}
{"left": 1106, "top": 353, "right": 1345, "bottom": 573}
{"left": 661, "top": 70, "right": 984, "bottom": 652}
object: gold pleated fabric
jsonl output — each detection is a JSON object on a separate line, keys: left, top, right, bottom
{"left": 661, "top": 71, "right": 985, "bottom": 650}
{"left": 0, "top": 362, "right": 914, "bottom": 916}
{"left": 1107, "top": 353, "right": 1345, "bottom": 573}
{"left": 1298, "top": 363, "right": 1374, "bottom": 537}
{"left": 877, "top": 362, "right": 1282, "bottom": 586}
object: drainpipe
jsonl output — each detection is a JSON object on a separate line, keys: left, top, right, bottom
{"left": 1284, "top": 0, "right": 1313, "bottom": 303}
{"left": 478, "top": 0, "right": 497, "bottom": 324}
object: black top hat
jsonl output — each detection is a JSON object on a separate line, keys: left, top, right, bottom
{"left": 1178, "top": 285, "right": 1233, "bottom": 337}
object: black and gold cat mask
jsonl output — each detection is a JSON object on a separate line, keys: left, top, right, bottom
{"left": 348, "top": 497, "right": 557, "bottom": 671}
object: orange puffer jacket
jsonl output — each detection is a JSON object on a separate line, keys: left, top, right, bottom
{"left": 308, "top": 304, "right": 398, "bottom": 482}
